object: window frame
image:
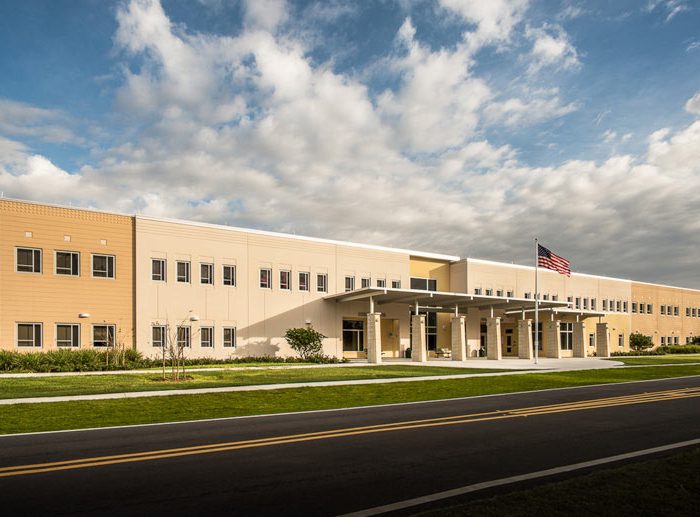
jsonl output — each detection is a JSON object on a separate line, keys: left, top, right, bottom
{"left": 56, "top": 323, "right": 80, "bottom": 348}
{"left": 376, "top": 279, "right": 386, "bottom": 288}
{"left": 177, "top": 326, "right": 191, "bottom": 348}
{"left": 298, "top": 271, "right": 310, "bottom": 292}
{"left": 559, "top": 322, "right": 574, "bottom": 351}
{"left": 200, "top": 326, "right": 214, "bottom": 348}
{"left": 279, "top": 270, "right": 291, "bottom": 290}
{"left": 152, "top": 258, "right": 167, "bottom": 282}
{"left": 391, "top": 280, "right": 401, "bottom": 289}
{"left": 92, "top": 254, "right": 116, "bottom": 279}
{"left": 17, "top": 322, "right": 42, "bottom": 348}
{"left": 200, "top": 263, "right": 214, "bottom": 285}
{"left": 316, "top": 273, "right": 328, "bottom": 293}
{"left": 344, "top": 276, "right": 355, "bottom": 292}
{"left": 223, "top": 327, "right": 237, "bottom": 348}
{"left": 176, "top": 261, "right": 191, "bottom": 283}
{"left": 92, "top": 324, "right": 116, "bottom": 348}
{"left": 259, "top": 268, "right": 272, "bottom": 289}
{"left": 152, "top": 325, "right": 166, "bottom": 348}
{"left": 55, "top": 250, "right": 80, "bottom": 276}
{"left": 223, "top": 264, "right": 236, "bottom": 287}
{"left": 16, "top": 247, "right": 42, "bottom": 274}
{"left": 361, "top": 277, "right": 371, "bottom": 289}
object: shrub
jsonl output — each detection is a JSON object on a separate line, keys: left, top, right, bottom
{"left": 284, "top": 327, "right": 326, "bottom": 360}
{"left": 629, "top": 332, "right": 654, "bottom": 352}
{"left": 610, "top": 350, "right": 665, "bottom": 356}
{"left": 657, "top": 345, "right": 700, "bottom": 355}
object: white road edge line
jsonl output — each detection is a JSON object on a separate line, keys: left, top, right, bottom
{"left": 341, "top": 438, "right": 700, "bottom": 517}
{"left": 1, "top": 374, "right": 699, "bottom": 439}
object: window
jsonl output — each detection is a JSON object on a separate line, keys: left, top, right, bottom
{"left": 618, "top": 334, "right": 624, "bottom": 348}
{"left": 583, "top": 298, "right": 589, "bottom": 310}
{"left": 524, "top": 292, "right": 531, "bottom": 299}
{"left": 687, "top": 307, "right": 691, "bottom": 317}
{"left": 616, "top": 301, "right": 621, "bottom": 312}
{"left": 200, "top": 326, "right": 214, "bottom": 348}
{"left": 589, "top": 333, "right": 595, "bottom": 348}
{"left": 17, "top": 323, "right": 42, "bottom": 347}
{"left": 55, "top": 251, "right": 79, "bottom": 276}
{"left": 56, "top": 324, "right": 79, "bottom": 347}
{"left": 345, "top": 276, "right": 355, "bottom": 292}
{"left": 93, "top": 254, "right": 115, "bottom": 278}
{"left": 475, "top": 288, "right": 483, "bottom": 295}
{"left": 361, "top": 277, "right": 371, "bottom": 288}
{"left": 17, "top": 247, "right": 42, "bottom": 273}
{"left": 342, "top": 319, "right": 364, "bottom": 352}
{"left": 674, "top": 336, "right": 679, "bottom": 345}
{"left": 623, "top": 301, "right": 628, "bottom": 313}
{"left": 590, "top": 298, "right": 595, "bottom": 310}
{"left": 152, "top": 325, "right": 166, "bottom": 348}
{"left": 639, "top": 303, "right": 646, "bottom": 314}
{"left": 647, "top": 304, "right": 653, "bottom": 314}
{"left": 177, "top": 261, "right": 191, "bottom": 283}
{"left": 575, "top": 297, "right": 581, "bottom": 309}
{"left": 496, "top": 289, "right": 504, "bottom": 297}
{"left": 485, "top": 288, "right": 493, "bottom": 296}
{"left": 92, "top": 324, "right": 115, "bottom": 347}
{"left": 376, "top": 279, "right": 386, "bottom": 288}
{"left": 560, "top": 322, "right": 573, "bottom": 350}
{"left": 610, "top": 300, "right": 615, "bottom": 311}
{"left": 299, "top": 272, "right": 310, "bottom": 291}
{"left": 693, "top": 308, "right": 698, "bottom": 318}
{"left": 317, "top": 273, "right": 328, "bottom": 293}
{"left": 223, "top": 327, "right": 236, "bottom": 348}
{"left": 632, "top": 302, "right": 638, "bottom": 313}
{"left": 674, "top": 306, "right": 679, "bottom": 317}
{"left": 567, "top": 296, "right": 573, "bottom": 304}
{"left": 222, "top": 265, "right": 236, "bottom": 286}
{"left": 661, "top": 305, "right": 666, "bottom": 315}
{"left": 602, "top": 300, "right": 608, "bottom": 311}
{"left": 552, "top": 295, "right": 559, "bottom": 302}
{"left": 201, "top": 263, "right": 214, "bottom": 285}
{"left": 391, "top": 280, "right": 401, "bottom": 289}
{"left": 260, "top": 268, "right": 272, "bottom": 289}
{"left": 177, "top": 326, "right": 191, "bottom": 348}
{"left": 661, "top": 336, "right": 666, "bottom": 346}
{"left": 152, "top": 259, "right": 166, "bottom": 281}
{"left": 280, "top": 270, "right": 291, "bottom": 290}
{"left": 410, "top": 277, "right": 437, "bottom": 291}
{"left": 507, "top": 290, "right": 514, "bottom": 298}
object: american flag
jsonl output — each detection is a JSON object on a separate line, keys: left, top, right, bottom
{"left": 538, "top": 244, "right": 571, "bottom": 276}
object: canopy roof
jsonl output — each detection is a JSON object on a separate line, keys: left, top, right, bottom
{"left": 324, "top": 287, "right": 569, "bottom": 313}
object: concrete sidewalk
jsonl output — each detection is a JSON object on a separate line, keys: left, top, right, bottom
{"left": 0, "top": 357, "right": 619, "bottom": 378}
{"left": 0, "top": 359, "right": 625, "bottom": 406}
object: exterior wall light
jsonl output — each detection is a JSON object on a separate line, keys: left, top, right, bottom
{"left": 79, "top": 313, "right": 90, "bottom": 318}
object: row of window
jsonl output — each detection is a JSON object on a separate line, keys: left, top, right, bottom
{"left": 685, "top": 307, "right": 700, "bottom": 318}
{"left": 152, "top": 259, "right": 236, "bottom": 286}
{"left": 16, "top": 248, "right": 116, "bottom": 278}
{"left": 16, "top": 323, "right": 115, "bottom": 348}
{"left": 475, "top": 288, "right": 515, "bottom": 297}
{"left": 661, "top": 336, "right": 681, "bottom": 346}
{"left": 151, "top": 325, "right": 237, "bottom": 349}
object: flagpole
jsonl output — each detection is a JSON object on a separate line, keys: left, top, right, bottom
{"left": 534, "top": 238, "right": 539, "bottom": 365}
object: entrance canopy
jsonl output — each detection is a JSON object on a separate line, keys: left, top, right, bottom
{"left": 504, "top": 307, "right": 606, "bottom": 319}
{"left": 324, "top": 287, "right": 569, "bottom": 313}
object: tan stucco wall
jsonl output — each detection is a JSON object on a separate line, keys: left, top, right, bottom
{"left": 135, "top": 217, "right": 411, "bottom": 359}
{"left": 410, "top": 257, "right": 452, "bottom": 351}
{"left": 0, "top": 199, "right": 134, "bottom": 350}
{"left": 631, "top": 282, "right": 700, "bottom": 346}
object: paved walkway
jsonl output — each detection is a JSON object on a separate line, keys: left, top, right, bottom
{"left": 0, "top": 358, "right": 625, "bottom": 406}
{"left": 0, "top": 357, "right": 618, "bottom": 378}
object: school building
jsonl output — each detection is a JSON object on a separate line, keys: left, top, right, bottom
{"left": 2, "top": 197, "right": 699, "bottom": 361}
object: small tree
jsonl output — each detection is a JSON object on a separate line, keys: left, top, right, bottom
{"left": 691, "top": 336, "right": 700, "bottom": 346}
{"left": 629, "top": 332, "right": 654, "bottom": 352}
{"left": 284, "top": 327, "right": 325, "bottom": 360}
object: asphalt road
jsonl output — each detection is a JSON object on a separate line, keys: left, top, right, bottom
{"left": 1, "top": 376, "right": 699, "bottom": 516}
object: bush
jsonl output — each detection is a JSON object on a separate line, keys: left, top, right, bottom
{"left": 284, "top": 327, "right": 326, "bottom": 360}
{"left": 657, "top": 345, "right": 700, "bottom": 355}
{"left": 629, "top": 332, "right": 654, "bottom": 352}
{"left": 610, "top": 350, "right": 665, "bottom": 356}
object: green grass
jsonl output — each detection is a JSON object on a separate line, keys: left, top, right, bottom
{"left": 418, "top": 446, "right": 700, "bottom": 516}
{"left": 1, "top": 365, "right": 699, "bottom": 434}
{"left": 0, "top": 365, "right": 507, "bottom": 399}
{"left": 607, "top": 354, "right": 700, "bottom": 366}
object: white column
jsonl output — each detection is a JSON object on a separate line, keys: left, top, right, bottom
{"left": 573, "top": 322, "right": 587, "bottom": 358}
{"left": 366, "top": 313, "right": 382, "bottom": 364}
{"left": 451, "top": 316, "right": 467, "bottom": 361}
{"left": 411, "top": 314, "right": 427, "bottom": 362}
{"left": 596, "top": 322, "right": 610, "bottom": 358}
{"left": 545, "top": 320, "right": 561, "bottom": 358}
{"left": 518, "top": 319, "right": 533, "bottom": 360}
{"left": 486, "top": 317, "right": 502, "bottom": 360}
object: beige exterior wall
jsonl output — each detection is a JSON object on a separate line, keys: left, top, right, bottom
{"left": 135, "top": 217, "right": 412, "bottom": 359}
{"left": 410, "top": 257, "right": 452, "bottom": 352}
{"left": 0, "top": 199, "right": 134, "bottom": 350}
{"left": 631, "top": 282, "right": 700, "bottom": 346}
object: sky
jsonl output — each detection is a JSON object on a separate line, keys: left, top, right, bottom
{"left": 0, "top": 0, "right": 699, "bottom": 287}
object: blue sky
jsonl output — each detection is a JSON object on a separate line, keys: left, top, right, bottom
{"left": 1, "top": 0, "right": 699, "bottom": 287}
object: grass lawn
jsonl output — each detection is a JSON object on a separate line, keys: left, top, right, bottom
{"left": 0, "top": 365, "right": 507, "bottom": 399}
{"left": 0, "top": 365, "right": 698, "bottom": 434}
{"left": 419, "top": 446, "right": 700, "bottom": 516}
{"left": 607, "top": 354, "right": 700, "bottom": 366}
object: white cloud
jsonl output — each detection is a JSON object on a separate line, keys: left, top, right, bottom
{"left": 526, "top": 24, "right": 580, "bottom": 75}
{"left": 645, "top": 0, "right": 689, "bottom": 22}
{"left": 684, "top": 90, "right": 700, "bottom": 115}
{"left": 243, "top": 0, "right": 288, "bottom": 31}
{"left": 0, "top": 98, "right": 83, "bottom": 145}
{"left": 483, "top": 88, "right": 578, "bottom": 128}
{"left": 439, "top": 0, "right": 529, "bottom": 50}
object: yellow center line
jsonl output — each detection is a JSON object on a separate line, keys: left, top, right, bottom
{"left": 1, "top": 387, "right": 699, "bottom": 478}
